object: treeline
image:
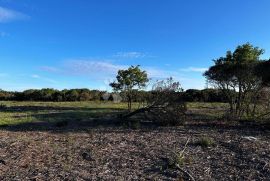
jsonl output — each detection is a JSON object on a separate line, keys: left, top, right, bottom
{"left": 0, "top": 88, "right": 229, "bottom": 103}
{"left": 0, "top": 89, "right": 104, "bottom": 102}
{"left": 182, "top": 89, "right": 228, "bottom": 102}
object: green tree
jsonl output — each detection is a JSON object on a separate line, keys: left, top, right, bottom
{"left": 204, "top": 43, "right": 268, "bottom": 119}
{"left": 66, "top": 89, "right": 79, "bottom": 101}
{"left": 257, "top": 59, "right": 270, "bottom": 86}
{"left": 110, "top": 65, "right": 149, "bottom": 111}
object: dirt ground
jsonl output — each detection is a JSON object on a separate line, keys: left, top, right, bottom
{"left": 0, "top": 122, "right": 270, "bottom": 181}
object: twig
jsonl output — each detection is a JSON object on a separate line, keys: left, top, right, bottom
{"left": 180, "top": 137, "right": 190, "bottom": 156}
{"left": 176, "top": 138, "right": 195, "bottom": 181}
{"left": 263, "top": 162, "right": 268, "bottom": 170}
{"left": 175, "top": 164, "right": 195, "bottom": 181}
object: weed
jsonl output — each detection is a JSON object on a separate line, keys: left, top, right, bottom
{"left": 165, "top": 138, "right": 192, "bottom": 169}
{"left": 196, "top": 137, "right": 215, "bottom": 148}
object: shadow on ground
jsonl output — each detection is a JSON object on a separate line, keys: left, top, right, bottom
{"left": 0, "top": 105, "right": 269, "bottom": 134}
{"left": 0, "top": 105, "right": 127, "bottom": 132}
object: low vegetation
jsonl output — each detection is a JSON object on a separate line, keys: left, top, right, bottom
{"left": 195, "top": 137, "right": 215, "bottom": 148}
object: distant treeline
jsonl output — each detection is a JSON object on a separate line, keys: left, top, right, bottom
{"left": 0, "top": 88, "right": 229, "bottom": 103}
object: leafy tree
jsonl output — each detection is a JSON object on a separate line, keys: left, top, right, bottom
{"left": 256, "top": 59, "right": 270, "bottom": 86}
{"left": 110, "top": 65, "right": 149, "bottom": 111}
{"left": 40, "top": 88, "right": 56, "bottom": 101}
{"left": 53, "top": 91, "right": 64, "bottom": 102}
{"left": 78, "top": 89, "right": 91, "bottom": 101}
{"left": 66, "top": 89, "right": 79, "bottom": 101}
{"left": 184, "top": 89, "right": 203, "bottom": 102}
{"left": 204, "top": 43, "right": 268, "bottom": 119}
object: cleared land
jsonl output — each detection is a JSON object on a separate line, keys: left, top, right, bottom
{"left": 0, "top": 101, "right": 269, "bottom": 180}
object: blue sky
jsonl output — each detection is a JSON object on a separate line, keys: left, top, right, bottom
{"left": 1, "top": 0, "right": 270, "bottom": 91}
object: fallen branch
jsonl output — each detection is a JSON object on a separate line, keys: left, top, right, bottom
{"left": 175, "top": 164, "right": 195, "bottom": 181}
{"left": 176, "top": 138, "right": 195, "bottom": 181}
{"left": 180, "top": 137, "right": 190, "bottom": 156}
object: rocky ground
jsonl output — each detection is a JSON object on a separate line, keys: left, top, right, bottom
{"left": 0, "top": 122, "right": 270, "bottom": 181}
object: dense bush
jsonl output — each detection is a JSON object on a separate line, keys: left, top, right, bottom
{"left": 182, "top": 88, "right": 229, "bottom": 102}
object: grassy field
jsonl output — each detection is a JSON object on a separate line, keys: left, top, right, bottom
{"left": 0, "top": 101, "right": 128, "bottom": 126}
{"left": 187, "top": 102, "right": 228, "bottom": 118}
{"left": 0, "top": 101, "right": 230, "bottom": 127}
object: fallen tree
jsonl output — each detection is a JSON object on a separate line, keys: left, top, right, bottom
{"left": 122, "top": 77, "right": 187, "bottom": 126}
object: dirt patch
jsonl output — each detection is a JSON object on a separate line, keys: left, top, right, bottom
{"left": 0, "top": 125, "right": 269, "bottom": 180}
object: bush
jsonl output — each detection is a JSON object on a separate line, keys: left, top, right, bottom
{"left": 195, "top": 137, "right": 215, "bottom": 148}
{"left": 145, "top": 78, "right": 187, "bottom": 126}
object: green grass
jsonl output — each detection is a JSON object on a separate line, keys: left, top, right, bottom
{"left": 187, "top": 102, "right": 228, "bottom": 119}
{"left": 0, "top": 101, "right": 128, "bottom": 126}
{"left": 0, "top": 101, "right": 128, "bottom": 109}
{"left": 0, "top": 101, "right": 229, "bottom": 127}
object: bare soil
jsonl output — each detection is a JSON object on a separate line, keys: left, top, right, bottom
{"left": 0, "top": 121, "right": 270, "bottom": 181}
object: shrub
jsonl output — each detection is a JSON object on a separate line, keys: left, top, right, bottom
{"left": 195, "top": 137, "right": 215, "bottom": 148}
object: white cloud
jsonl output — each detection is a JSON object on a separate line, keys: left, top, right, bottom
{"left": 0, "top": 6, "right": 29, "bottom": 23}
{"left": 64, "top": 60, "right": 177, "bottom": 80}
{"left": 180, "top": 67, "right": 208, "bottom": 73}
{"left": 31, "top": 74, "right": 57, "bottom": 84}
{"left": 113, "top": 52, "right": 146, "bottom": 59}
{"left": 39, "top": 66, "right": 60, "bottom": 73}
{"left": 145, "top": 67, "right": 177, "bottom": 79}
{"left": 65, "top": 60, "right": 127, "bottom": 75}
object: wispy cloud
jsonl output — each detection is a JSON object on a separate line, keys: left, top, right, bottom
{"left": 31, "top": 74, "right": 57, "bottom": 84}
{"left": 0, "top": 6, "right": 29, "bottom": 23}
{"left": 64, "top": 60, "right": 127, "bottom": 76}
{"left": 39, "top": 66, "right": 60, "bottom": 73}
{"left": 40, "top": 59, "right": 207, "bottom": 90}
{"left": 180, "top": 67, "right": 207, "bottom": 73}
{"left": 145, "top": 67, "right": 178, "bottom": 79}
{"left": 44, "top": 60, "right": 170, "bottom": 80}
{"left": 61, "top": 59, "right": 184, "bottom": 81}
{"left": 113, "top": 52, "right": 147, "bottom": 59}
{"left": 65, "top": 60, "right": 185, "bottom": 83}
